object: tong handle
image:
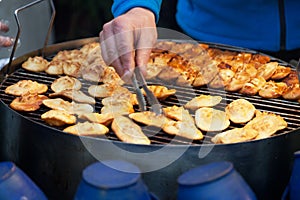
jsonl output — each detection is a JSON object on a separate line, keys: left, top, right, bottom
{"left": 131, "top": 71, "right": 147, "bottom": 111}
{"left": 7, "top": 0, "right": 56, "bottom": 71}
{"left": 134, "top": 67, "right": 162, "bottom": 115}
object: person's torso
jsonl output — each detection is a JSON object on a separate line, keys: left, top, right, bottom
{"left": 176, "top": 0, "right": 300, "bottom": 52}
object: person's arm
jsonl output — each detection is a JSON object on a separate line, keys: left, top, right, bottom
{"left": 0, "top": 21, "right": 13, "bottom": 47}
{"left": 100, "top": 1, "right": 162, "bottom": 81}
{"left": 112, "top": 0, "right": 161, "bottom": 23}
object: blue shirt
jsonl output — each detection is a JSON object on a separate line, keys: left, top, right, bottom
{"left": 112, "top": 0, "right": 300, "bottom": 52}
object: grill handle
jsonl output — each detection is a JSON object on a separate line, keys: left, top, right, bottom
{"left": 7, "top": 0, "right": 56, "bottom": 72}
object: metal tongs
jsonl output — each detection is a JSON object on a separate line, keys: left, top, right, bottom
{"left": 131, "top": 67, "right": 162, "bottom": 115}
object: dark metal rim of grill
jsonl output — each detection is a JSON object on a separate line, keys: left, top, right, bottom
{"left": 0, "top": 37, "right": 299, "bottom": 146}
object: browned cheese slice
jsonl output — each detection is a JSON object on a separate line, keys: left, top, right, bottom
{"left": 282, "top": 83, "right": 300, "bottom": 100}
{"left": 163, "top": 105, "right": 187, "bottom": 121}
{"left": 49, "top": 89, "right": 95, "bottom": 104}
{"left": 195, "top": 107, "right": 230, "bottom": 132}
{"left": 63, "top": 121, "right": 109, "bottom": 136}
{"left": 192, "top": 61, "right": 219, "bottom": 87}
{"left": 251, "top": 54, "right": 271, "bottom": 64}
{"left": 181, "top": 43, "right": 209, "bottom": 59}
{"left": 244, "top": 111, "right": 287, "bottom": 140}
{"left": 211, "top": 127, "right": 259, "bottom": 144}
{"left": 45, "top": 60, "right": 64, "bottom": 75}
{"left": 80, "top": 44, "right": 106, "bottom": 82}
{"left": 62, "top": 61, "right": 82, "bottom": 78}
{"left": 101, "top": 86, "right": 138, "bottom": 106}
{"left": 101, "top": 101, "right": 134, "bottom": 116}
{"left": 162, "top": 106, "right": 203, "bottom": 140}
{"left": 80, "top": 42, "right": 101, "bottom": 57}
{"left": 10, "top": 93, "right": 48, "bottom": 112}
{"left": 112, "top": 115, "right": 151, "bottom": 145}
{"left": 22, "top": 56, "right": 49, "bottom": 72}
{"left": 282, "top": 70, "right": 299, "bottom": 86}
{"left": 153, "top": 41, "right": 175, "bottom": 52}
{"left": 101, "top": 87, "right": 136, "bottom": 116}
{"left": 176, "top": 66, "right": 198, "bottom": 86}
{"left": 145, "top": 63, "right": 165, "bottom": 80}
{"left": 81, "top": 42, "right": 102, "bottom": 63}
{"left": 42, "top": 98, "right": 93, "bottom": 115}
{"left": 169, "top": 55, "right": 186, "bottom": 69}
{"left": 256, "top": 62, "right": 278, "bottom": 80}
{"left": 271, "top": 65, "right": 291, "bottom": 80}
{"left": 53, "top": 49, "right": 85, "bottom": 62}
{"left": 147, "top": 50, "right": 174, "bottom": 75}
{"left": 209, "top": 68, "right": 235, "bottom": 88}
{"left": 142, "top": 85, "right": 176, "bottom": 100}
{"left": 51, "top": 76, "right": 82, "bottom": 93}
{"left": 166, "top": 106, "right": 194, "bottom": 123}
{"left": 258, "top": 81, "right": 288, "bottom": 99}
{"left": 88, "top": 83, "right": 121, "bottom": 98}
{"left": 225, "top": 99, "right": 256, "bottom": 124}
{"left": 51, "top": 51, "right": 83, "bottom": 77}
{"left": 80, "top": 42, "right": 101, "bottom": 55}
{"left": 170, "top": 42, "right": 195, "bottom": 54}
{"left": 157, "top": 66, "right": 181, "bottom": 82}
{"left": 81, "top": 58, "right": 106, "bottom": 82}
{"left": 184, "top": 95, "right": 222, "bottom": 110}
{"left": 208, "top": 48, "right": 237, "bottom": 62}
{"left": 78, "top": 113, "right": 114, "bottom": 126}
{"left": 243, "top": 63, "right": 258, "bottom": 78}
{"left": 225, "top": 69, "right": 251, "bottom": 92}
{"left": 129, "top": 111, "right": 170, "bottom": 128}
{"left": 52, "top": 49, "right": 85, "bottom": 78}
{"left": 102, "top": 67, "right": 124, "bottom": 85}
{"left": 5, "top": 80, "right": 48, "bottom": 96}
{"left": 100, "top": 86, "right": 136, "bottom": 116}
{"left": 43, "top": 98, "right": 71, "bottom": 111}
{"left": 162, "top": 120, "right": 203, "bottom": 140}
{"left": 81, "top": 41, "right": 100, "bottom": 51}
{"left": 41, "top": 110, "right": 76, "bottom": 126}
{"left": 239, "top": 76, "right": 266, "bottom": 96}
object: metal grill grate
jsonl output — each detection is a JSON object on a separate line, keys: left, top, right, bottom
{"left": 1, "top": 66, "right": 300, "bottom": 145}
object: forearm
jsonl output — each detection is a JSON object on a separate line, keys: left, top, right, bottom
{"left": 112, "top": 0, "right": 162, "bottom": 23}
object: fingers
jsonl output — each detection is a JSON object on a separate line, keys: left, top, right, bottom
{"left": 100, "top": 22, "right": 123, "bottom": 74}
{"left": 0, "top": 20, "right": 13, "bottom": 47}
{"left": 0, "top": 21, "right": 9, "bottom": 33}
{"left": 0, "top": 36, "right": 13, "bottom": 47}
{"left": 114, "top": 27, "right": 135, "bottom": 79}
{"left": 100, "top": 19, "right": 135, "bottom": 82}
{"left": 100, "top": 8, "right": 157, "bottom": 80}
{"left": 135, "top": 27, "right": 158, "bottom": 75}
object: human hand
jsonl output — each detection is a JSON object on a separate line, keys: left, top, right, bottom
{"left": 0, "top": 20, "right": 13, "bottom": 47}
{"left": 100, "top": 7, "right": 157, "bottom": 81}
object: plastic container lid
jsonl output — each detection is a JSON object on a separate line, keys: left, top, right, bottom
{"left": 83, "top": 160, "right": 141, "bottom": 189}
{"left": 178, "top": 161, "right": 233, "bottom": 186}
{"left": 0, "top": 162, "right": 15, "bottom": 182}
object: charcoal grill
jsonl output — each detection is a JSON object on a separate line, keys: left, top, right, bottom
{"left": 1, "top": 37, "right": 300, "bottom": 200}
{"left": 0, "top": 65, "right": 300, "bottom": 145}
